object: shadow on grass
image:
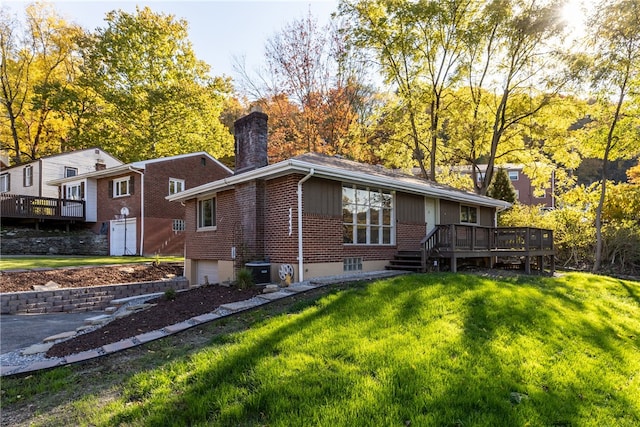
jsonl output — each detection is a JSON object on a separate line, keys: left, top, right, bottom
{"left": 76, "top": 274, "right": 639, "bottom": 425}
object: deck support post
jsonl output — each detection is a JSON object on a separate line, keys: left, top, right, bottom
{"left": 538, "top": 256, "right": 544, "bottom": 274}
{"left": 451, "top": 256, "right": 457, "bottom": 273}
{"left": 524, "top": 256, "right": 531, "bottom": 274}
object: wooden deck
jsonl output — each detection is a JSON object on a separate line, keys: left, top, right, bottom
{"left": 421, "top": 224, "right": 555, "bottom": 274}
{"left": 1, "top": 194, "right": 85, "bottom": 221}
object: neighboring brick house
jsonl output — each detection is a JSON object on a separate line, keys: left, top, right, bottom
{"left": 168, "top": 112, "right": 511, "bottom": 285}
{"left": 458, "top": 164, "right": 555, "bottom": 208}
{"left": 49, "top": 152, "right": 233, "bottom": 256}
{"left": 0, "top": 148, "right": 122, "bottom": 198}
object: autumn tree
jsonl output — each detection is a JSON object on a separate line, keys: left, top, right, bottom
{"left": 575, "top": 0, "right": 640, "bottom": 272}
{"left": 76, "top": 6, "right": 233, "bottom": 162}
{"left": 0, "top": 3, "right": 84, "bottom": 164}
{"left": 235, "top": 11, "right": 373, "bottom": 162}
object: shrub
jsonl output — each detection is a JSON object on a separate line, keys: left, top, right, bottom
{"left": 164, "top": 288, "right": 176, "bottom": 301}
{"left": 235, "top": 268, "right": 254, "bottom": 289}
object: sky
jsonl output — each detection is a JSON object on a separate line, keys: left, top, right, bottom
{"left": 2, "top": 0, "right": 339, "bottom": 79}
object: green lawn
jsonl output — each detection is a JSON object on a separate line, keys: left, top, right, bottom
{"left": 3, "top": 272, "right": 639, "bottom": 426}
{"left": 0, "top": 256, "right": 183, "bottom": 271}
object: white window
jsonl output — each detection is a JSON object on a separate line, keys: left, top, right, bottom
{"left": 169, "top": 178, "right": 185, "bottom": 195}
{"left": 343, "top": 257, "right": 363, "bottom": 272}
{"left": 113, "top": 177, "right": 130, "bottom": 197}
{"left": 460, "top": 205, "right": 478, "bottom": 223}
{"left": 508, "top": 171, "right": 519, "bottom": 181}
{"left": 343, "top": 185, "right": 393, "bottom": 245}
{"left": 198, "top": 197, "right": 216, "bottom": 229}
{"left": 65, "top": 167, "right": 78, "bottom": 178}
{"left": 173, "top": 219, "right": 185, "bottom": 232}
{"left": 24, "top": 165, "right": 33, "bottom": 187}
{"left": 66, "top": 183, "right": 83, "bottom": 200}
{"left": 0, "top": 173, "right": 9, "bottom": 193}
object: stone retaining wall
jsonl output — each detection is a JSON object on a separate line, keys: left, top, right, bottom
{"left": 0, "top": 234, "right": 109, "bottom": 256}
{"left": 0, "top": 277, "right": 190, "bottom": 314}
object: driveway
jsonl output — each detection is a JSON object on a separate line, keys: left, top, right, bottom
{"left": 1, "top": 312, "right": 102, "bottom": 354}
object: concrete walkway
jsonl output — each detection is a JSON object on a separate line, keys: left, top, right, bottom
{"left": 1, "top": 271, "right": 406, "bottom": 377}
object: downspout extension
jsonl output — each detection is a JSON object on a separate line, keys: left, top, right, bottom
{"left": 297, "top": 168, "right": 315, "bottom": 282}
{"left": 129, "top": 167, "right": 145, "bottom": 256}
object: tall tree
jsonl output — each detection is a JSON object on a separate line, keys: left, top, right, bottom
{"left": 451, "top": 0, "right": 568, "bottom": 195}
{"left": 578, "top": 0, "right": 640, "bottom": 272}
{"left": 236, "top": 11, "right": 372, "bottom": 162}
{"left": 0, "top": 3, "right": 84, "bottom": 164}
{"left": 78, "top": 6, "right": 233, "bottom": 162}
{"left": 338, "top": 0, "right": 473, "bottom": 180}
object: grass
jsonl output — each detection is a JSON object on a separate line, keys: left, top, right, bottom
{"left": 0, "top": 256, "right": 183, "bottom": 271}
{"left": 2, "top": 272, "right": 639, "bottom": 426}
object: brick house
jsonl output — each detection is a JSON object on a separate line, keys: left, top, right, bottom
{"left": 458, "top": 164, "right": 555, "bottom": 208}
{"left": 168, "top": 112, "right": 512, "bottom": 285}
{"left": 49, "top": 152, "right": 233, "bottom": 256}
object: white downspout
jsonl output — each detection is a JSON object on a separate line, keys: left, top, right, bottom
{"left": 297, "top": 168, "right": 315, "bottom": 282}
{"left": 129, "top": 167, "right": 145, "bottom": 256}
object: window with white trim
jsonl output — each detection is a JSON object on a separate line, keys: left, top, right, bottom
{"left": 113, "top": 177, "right": 130, "bottom": 197}
{"left": 65, "top": 167, "right": 78, "bottom": 178}
{"left": 0, "top": 173, "right": 9, "bottom": 193}
{"left": 66, "top": 183, "right": 83, "bottom": 200}
{"left": 460, "top": 205, "right": 478, "bottom": 223}
{"left": 197, "top": 197, "right": 216, "bottom": 229}
{"left": 169, "top": 178, "right": 185, "bottom": 195}
{"left": 343, "top": 185, "right": 393, "bottom": 245}
{"left": 508, "top": 171, "right": 519, "bottom": 181}
{"left": 24, "top": 165, "right": 33, "bottom": 187}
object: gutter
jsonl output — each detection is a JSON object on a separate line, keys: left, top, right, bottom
{"left": 297, "top": 168, "right": 315, "bottom": 282}
{"left": 128, "top": 167, "right": 145, "bottom": 256}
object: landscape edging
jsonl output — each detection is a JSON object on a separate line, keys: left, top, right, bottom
{"left": 0, "top": 278, "right": 190, "bottom": 314}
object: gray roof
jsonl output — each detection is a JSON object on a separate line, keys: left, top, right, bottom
{"left": 167, "top": 152, "right": 511, "bottom": 210}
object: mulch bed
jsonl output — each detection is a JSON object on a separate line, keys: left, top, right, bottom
{"left": 46, "top": 285, "right": 263, "bottom": 358}
{"left": 1, "top": 264, "right": 184, "bottom": 293}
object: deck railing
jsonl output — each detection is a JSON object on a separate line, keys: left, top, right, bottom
{"left": 1, "top": 193, "right": 85, "bottom": 220}
{"left": 426, "top": 224, "right": 554, "bottom": 253}
{"left": 420, "top": 224, "right": 555, "bottom": 273}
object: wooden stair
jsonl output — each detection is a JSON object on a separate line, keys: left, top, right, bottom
{"left": 386, "top": 250, "right": 423, "bottom": 272}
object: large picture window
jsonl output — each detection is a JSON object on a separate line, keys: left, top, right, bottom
{"left": 198, "top": 197, "right": 216, "bottom": 229}
{"left": 343, "top": 185, "right": 393, "bottom": 245}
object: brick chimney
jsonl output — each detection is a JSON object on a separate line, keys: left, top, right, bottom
{"left": 234, "top": 111, "right": 268, "bottom": 174}
{"left": 232, "top": 111, "right": 268, "bottom": 262}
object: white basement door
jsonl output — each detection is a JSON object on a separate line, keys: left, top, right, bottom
{"left": 196, "top": 260, "right": 219, "bottom": 285}
{"left": 110, "top": 218, "right": 137, "bottom": 256}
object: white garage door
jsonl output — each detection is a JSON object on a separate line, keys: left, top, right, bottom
{"left": 110, "top": 218, "right": 137, "bottom": 256}
{"left": 196, "top": 260, "right": 219, "bottom": 285}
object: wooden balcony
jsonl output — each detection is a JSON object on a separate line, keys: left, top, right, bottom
{"left": 421, "top": 224, "right": 555, "bottom": 274}
{"left": 1, "top": 193, "right": 85, "bottom": 221}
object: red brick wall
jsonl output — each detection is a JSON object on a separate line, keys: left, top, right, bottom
{"left": 184, "top": 172, "right": 430, "bottom": 268}
{"left": 184, "top": 189, "right": 237, "bottom": 261}
{"left": 95, "top": 155, "right": 232, "bottom": 256}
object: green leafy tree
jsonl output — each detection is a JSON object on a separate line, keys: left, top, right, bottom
{"left": 338, "top": 0, "right": 474, "bottom": 180}
{"left": 77, "top": 6, "right": 233, "bottom": 162}
{"left": 574, "top": 0, "right": 640, "bottom": 272}
{"left": 488, "top": 168, "right": 517, "bottom": 203}
{"left": 0, "top": 3, "right": 84, "bottom": 164}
